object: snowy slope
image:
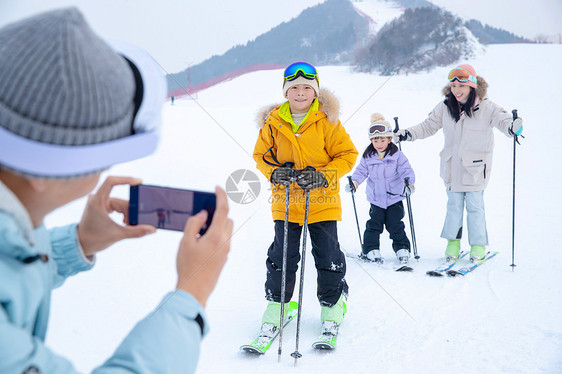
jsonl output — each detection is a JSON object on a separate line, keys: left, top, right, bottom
{"left": 45, "top": 43, "right": 562, "bottom": 373}
{"left": 353, "top": 0, "right": 404, "bottom": 34}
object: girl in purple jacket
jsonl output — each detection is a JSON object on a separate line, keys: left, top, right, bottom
{"left": 348, "top": 114, "right": 415, "bottom": 264}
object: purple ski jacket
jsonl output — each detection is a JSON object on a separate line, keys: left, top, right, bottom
{"left": 351, "top": 147, "right": 415, "bottom": 209}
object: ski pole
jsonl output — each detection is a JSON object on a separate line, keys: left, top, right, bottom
{"left": 404, "top": 177, "right": 419, "bottom": 260}
{"left": 291, "top": 188, "right": 310, "bottom": 366}
{"left": 278, "top": 162, "right": 294, "bottom": 362}
{"left": 394, "top": 117, "right": 402, "bottom": 152}
{"left": 394, "top": 117, "right": 420, "bottom": 260}
{"left": 510, "top": 109, "right": 518, "bottom": 271}
{"left": 347, "top": 176, "right": 364, "bottom": 252}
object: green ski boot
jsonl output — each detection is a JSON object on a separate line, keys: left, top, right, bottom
{"left": 314, "top": 294, "right": 347, "bottom": 350}
{"left": 320, "top": 293, "right": 347, "bottom": 324}
{"left": 241, "top": 301, "right": 299, "bottom": 354}
{"left": 445, "top": 239, "right": 461, "bottom": 262}
{"left": 470, "top": 245, "right": 486, "bottom": 262}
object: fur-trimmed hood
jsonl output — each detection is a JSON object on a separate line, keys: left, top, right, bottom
{"left": 441, "top": 76, "right": 488, "bottom": 99}
{"left": 255, "top": 88, "right": 340, "bottom": 129}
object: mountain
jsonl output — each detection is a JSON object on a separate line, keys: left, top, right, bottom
{"left": 167, "top": 0, "right": 369, "bottom": 96}
{"left": 391, "top": 0, "right": 530, "bottom": 44}
{"left": 355, "top": 7, "right": 481, "bottom": 74}
{"left": 393, "top": 0, "right": 437, "bottom": 9}
{"left": 167, "top": 0, "right": 530, "bottom": 95}
{"left": 465, "top": 19, "right": 530, "bottom": 44}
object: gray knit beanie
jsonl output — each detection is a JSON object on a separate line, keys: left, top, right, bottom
{"left": 0, "top": 7, "right": 135, "bottom": 146}
{"left": 0, "top": 7, "right": 165, "bottom": 179}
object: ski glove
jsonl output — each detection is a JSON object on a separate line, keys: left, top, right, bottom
{"left": 509, "top": 117, "right": 523, "bottom": 136}
{"left": 345, "top": 180, "right": 357, "bottom": 193}
{"left": 271, "top": 167, "right": 297, "bottom": 186}
{"left": 396, "top": 129, "right": 412, "bottom": 142}
{"left": 297, "top": 168, "right": 329, "bottom": 190}
{"left": 403, "top": 184, "right": 415, "bottom": 197}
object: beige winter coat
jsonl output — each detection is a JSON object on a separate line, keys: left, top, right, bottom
{"left": 407, "top": 77, "right": 514, "bottom": 192}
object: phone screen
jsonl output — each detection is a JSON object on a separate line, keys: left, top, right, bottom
{"left": 129, "top": 184, "right": 216, "bottom": 233}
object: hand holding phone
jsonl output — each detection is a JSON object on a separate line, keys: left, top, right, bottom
{"left": 176, "top": 186, "right": 233, "bottom": 307}
{"left": 129, "top": 184, "right": 216, "bottom": 234}
{"left": 78, "top": 176, "right": 157, "bottom": 257}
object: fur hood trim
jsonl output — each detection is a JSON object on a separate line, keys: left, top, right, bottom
{"left": 255, "top": 88, "right": 340, "bottom": 129}
{"left": 441, "top": 76, "right": 488, "bottom": 99}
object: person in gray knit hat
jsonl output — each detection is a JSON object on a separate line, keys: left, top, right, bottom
{"left": 0, "top": 7, "right": 164, "bottom": 178}
{"left": 0, "top": 8, "right": 233, "bottom": 374}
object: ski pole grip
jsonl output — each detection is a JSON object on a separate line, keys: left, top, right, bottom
{"left": 347, "top": 176, "right": 355, "bottom": 193}
{"left": 512, "top": 109, "right": 518, "bottom": 120}
{"left": 404, "top": 177, "right": 410, "bottom": 187}
{"left": 279, "top": 162, "right": 297, "bottom": 181}
{"left": 393, "top": 117, "right": 399, "bottom": 133}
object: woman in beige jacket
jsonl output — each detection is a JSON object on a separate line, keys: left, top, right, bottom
{"left": 396, "top": 64, "right": 523, "bottom": 262}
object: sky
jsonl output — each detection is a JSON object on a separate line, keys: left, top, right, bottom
{"left": 0, "top": 0, "right": 560, "bottom": 74}
{"left": 428, "top": 0, "right": 562, "bottom": 40}
{"left": 0, "top": 0, "right": 324, "bottom": 74}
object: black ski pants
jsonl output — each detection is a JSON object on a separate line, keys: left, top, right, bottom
{"left": 265, "top": 220, "right": 348, "bottom": 307}
{"left": 362, "top": 201, "right": 410, "bottom": 254}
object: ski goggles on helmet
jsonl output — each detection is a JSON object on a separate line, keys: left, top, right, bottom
{"left": 447, "top": 68, "right": 477, "bottom": 85}
{"left": 368, "top": 124, "right": 393, "bottom": 136}
{"left": 283, "top": 62, "right": 319, "bottom": 83}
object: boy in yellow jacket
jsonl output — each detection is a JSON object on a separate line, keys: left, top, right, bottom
{"left": 253, "top": 62, "right": 358, "bottom": 339}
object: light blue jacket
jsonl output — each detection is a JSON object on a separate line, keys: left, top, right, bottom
{"left": 351, "top": 146, "right": 415, "bottom": 209}
{"left": 0, "top": 181, "right": 209, "bottom": 373}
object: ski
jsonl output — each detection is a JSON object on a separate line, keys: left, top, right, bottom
{"left": 345, "top": 252, "right": 372, "bottom": 262}
{"left": 240, "top": 301, "right": 299, "bottom": 354}
{"left": 312, "top": 321, "right": 339, "bottom": 350}
{"left": 426, "top": 251, "right": 468, "bottom": 277}
{"left": 395, "top": 264, "right": 413, "bottom": 272}
{"left": 346, "top": 252, "right": 413, "bottom": 272}
{"left": 446, "top": 251, "right": 499, "bottom": 277}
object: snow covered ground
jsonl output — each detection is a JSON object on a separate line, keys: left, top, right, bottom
{"left": 353, "top": 0, "right": 403, "bottom": 34}
{"left": 45, "top": 43, "right": 562, "bottom": 373}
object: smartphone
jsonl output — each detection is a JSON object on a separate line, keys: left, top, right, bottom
{"left": 129, "top": 184, "right": 216, "bottom": 234}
